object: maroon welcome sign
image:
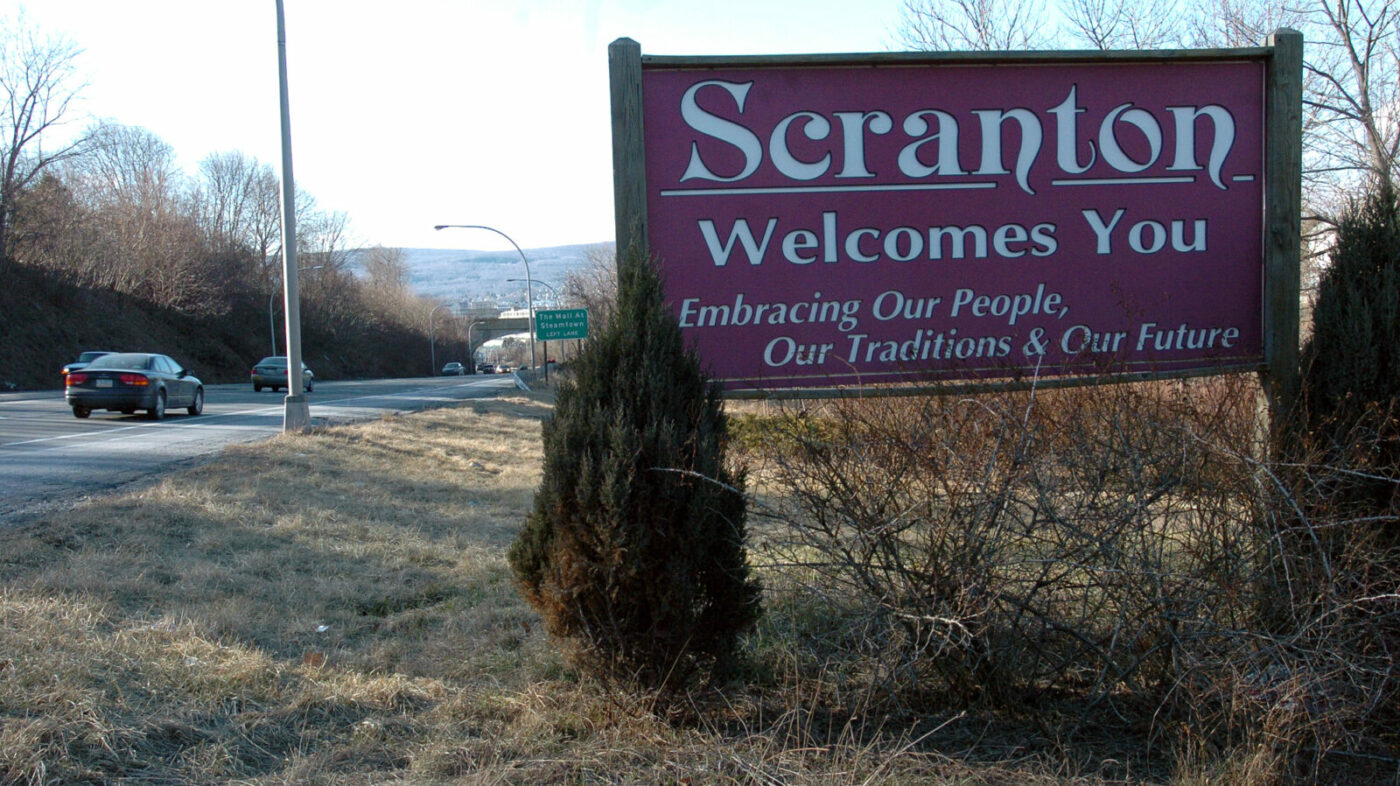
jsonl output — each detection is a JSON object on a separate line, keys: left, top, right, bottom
{"left": 612, "top": 41, "right": 1301, "bottom": 395}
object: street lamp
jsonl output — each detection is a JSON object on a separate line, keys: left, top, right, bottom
{"left": 268, "top": 265, "right": 323, "bottom": 356}
{"left": 507, "top": 277, "right": 556, "bottom": 299}
{"left": 274, "top": 0, "right": 310, "bottom": 433}
{"left": 429, "top": 303, "right": 451, "bottom": 375}
{"left": 433, "top": 224, "right": 536, "bottom": 369}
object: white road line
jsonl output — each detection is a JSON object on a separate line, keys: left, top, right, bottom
{"left": 0, "top": 378, "right": 502, "bottom": 448}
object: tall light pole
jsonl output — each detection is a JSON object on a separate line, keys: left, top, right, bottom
{"left": 275, "top": 0, "right": 309, "bottom": 432}
{"left": 268, "top": 265, "right": 323, "bottom": 356}
{"left": 433, "top": 224, "right": 536, "bottom": 369}
{"left": 428, "top": 303, "right": 451, "bottom": 375}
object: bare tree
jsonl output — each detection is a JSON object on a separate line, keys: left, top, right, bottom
{"left": 78, "top": 122, "right": 184, "bottom": 213}
{"left": 362, "top": 244, "right": 410, "bottom": 293}
{"left": 1187, "top": 0, "right": 1298, "bottom": 46}
{"left": 895, "top": 0, "right": 1052, "bottom": 50}
{"left": 61, "top": 122, "right": 235, "bottom": 314}
{"left": 7, "top": 170, "right": 89, "bottom": 275}
{"left": 290, "top": 190, "right": 361, "bottom": 330}
{"left": 195, "top": 151, "right": 281, "bottom": 284}
{"left": 1300, "top": 1, "right": 1400, "bottom": 208}
{"left": 0, "top": 13, "right": 86, "bottom": 266}
{"left": 1190, "top": 0, "right": 1399, "bottom": 226}
{"left": 1063, "top": 0, "right": 1188, "bottom": 48}
{"left": 294, "top": 190, "right": 352, "bottom": 273}
{"left": 562, "top": 243, "right": 618, "bottom": 335}
{"left": 355, "top": 244, "right": 414, "bottom": 329}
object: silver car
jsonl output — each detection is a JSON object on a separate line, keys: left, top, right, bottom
{"left": 250, "top": 356, "right": 314, "bottom": 392}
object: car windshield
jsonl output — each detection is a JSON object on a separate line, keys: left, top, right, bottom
{"left": 77, "top": 351, "right": 110, "bottom": 362}
{"left": 87, "top": 353, "right": 153, "bottom": 371}
{"left": 257, "top": 357, "right": 288, "bottom": 367}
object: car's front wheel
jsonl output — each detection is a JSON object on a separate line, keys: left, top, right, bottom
{"left": 188, "top": 387, "right": 204, "bottom": 416}
{"left": 148, "top": 390, "right": 166, "bottom": 420}
{"left": 72, "top": 406, "right": 90, "bottom": 419}
{"left": 306, "top": 380, "right": 314, "bottom": 392}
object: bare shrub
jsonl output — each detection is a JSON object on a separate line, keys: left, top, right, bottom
{"left": 745, "top": 373, "right": 1399, "bottom": 775}
{"left": 561, "top": 243, "right": 618, "bottom": 335}
{"left": 1263, "top": 407, "right": 1400, "bottom": 725}
{"left": 1261, "top": 180, "right": 1400, "bottom": 774}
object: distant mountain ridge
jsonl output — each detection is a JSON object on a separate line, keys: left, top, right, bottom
{"left": 348, "top": 243, "right": 613, "bottom": 309}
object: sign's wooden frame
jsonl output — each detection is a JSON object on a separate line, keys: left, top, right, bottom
{"left": 610, "top": 32, "right": 1302, "bottom": 407}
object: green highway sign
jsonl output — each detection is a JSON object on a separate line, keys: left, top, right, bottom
{"left": 535, "top": 308, "right": 589, "bottom": 341}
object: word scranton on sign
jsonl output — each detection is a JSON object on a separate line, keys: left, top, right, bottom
{"left": 610, "top": 37, "right": 1302, "bottom": 396}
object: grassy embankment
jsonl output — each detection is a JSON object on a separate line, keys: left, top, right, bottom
{"left": 27, "top": 378, "right": 1394, "bottom": 778}
{"left": 0, "top": 391, "right": 1297, "bottom": 784}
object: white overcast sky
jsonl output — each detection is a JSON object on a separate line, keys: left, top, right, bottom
{"left": 8, "top": 0, "right": 908, "bottom": 251}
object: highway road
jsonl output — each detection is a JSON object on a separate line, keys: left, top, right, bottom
{"left": 0, "top": 374, "right": 520, "bottom": 525}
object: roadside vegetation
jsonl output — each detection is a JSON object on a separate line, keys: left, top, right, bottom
{"left": 0, "top": 256, "right": 473, "bottom": 391}
{"left": 0, "top": 17, "right": 471, "bottom": 391}
{"left": 1, "top": 374, "right": 1394, "bottom": 783}
{"left": 0, "top": 395, "right": 1119, "bottom": 784}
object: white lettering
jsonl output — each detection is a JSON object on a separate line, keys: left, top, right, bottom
{"left": 679, "top": 80, "right": 762, "bottom": 183}
{"left": 1100, "top": 104, "right": 1162, "bottom": 173}
{"left": 1049, "top": 85, "right": 1095, "bottom": 174}
{"left": 770, "top": 111, "right": 831, "bottom": 180}
{"left": 1082, "top": 208, "right": 1127, "bottom": 254}
{"left": 834, "top": 111, "right": 894, "bottom": 178}
{"left": 973, "top": 108, "right": 1043, "bottom": 194}
{"left": 672, "top": 84, "right": 1245, "bottom": 191}
{"left": 697, "top": 218, "right": 777, "bottom": 265}
{"left": 898, "top": 110, "right": 967, "bottom": 177}
{"left": 1129, "top": 220, "right": 1166, "bottom": 254}
{"left": 1167, "top": 105, "right": 1236, "bottom": 189}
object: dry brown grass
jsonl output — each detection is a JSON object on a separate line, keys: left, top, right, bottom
{"left": 8, "top": 389, "right": 1378, "bottom": 784}
{"left": 0, "top": 393, "right": 1132, "bottom": 785}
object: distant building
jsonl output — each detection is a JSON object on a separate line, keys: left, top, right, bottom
{"left": 458, "top": 299, "right": 501, "bottom": 319}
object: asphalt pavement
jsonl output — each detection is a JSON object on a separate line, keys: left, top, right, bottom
{"left": 0, "top": 374, "right": 519, "bottom": 525}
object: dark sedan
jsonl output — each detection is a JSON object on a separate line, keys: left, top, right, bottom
{"left": 65, "top": 353, "right": 204, "bottom": 420}
{"left": 251, "top": 356, "right": 314, "bottom": 392}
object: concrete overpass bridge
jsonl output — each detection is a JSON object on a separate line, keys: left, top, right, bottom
{"left": 467, "top": 316, "right": 530, "bottom": 362}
